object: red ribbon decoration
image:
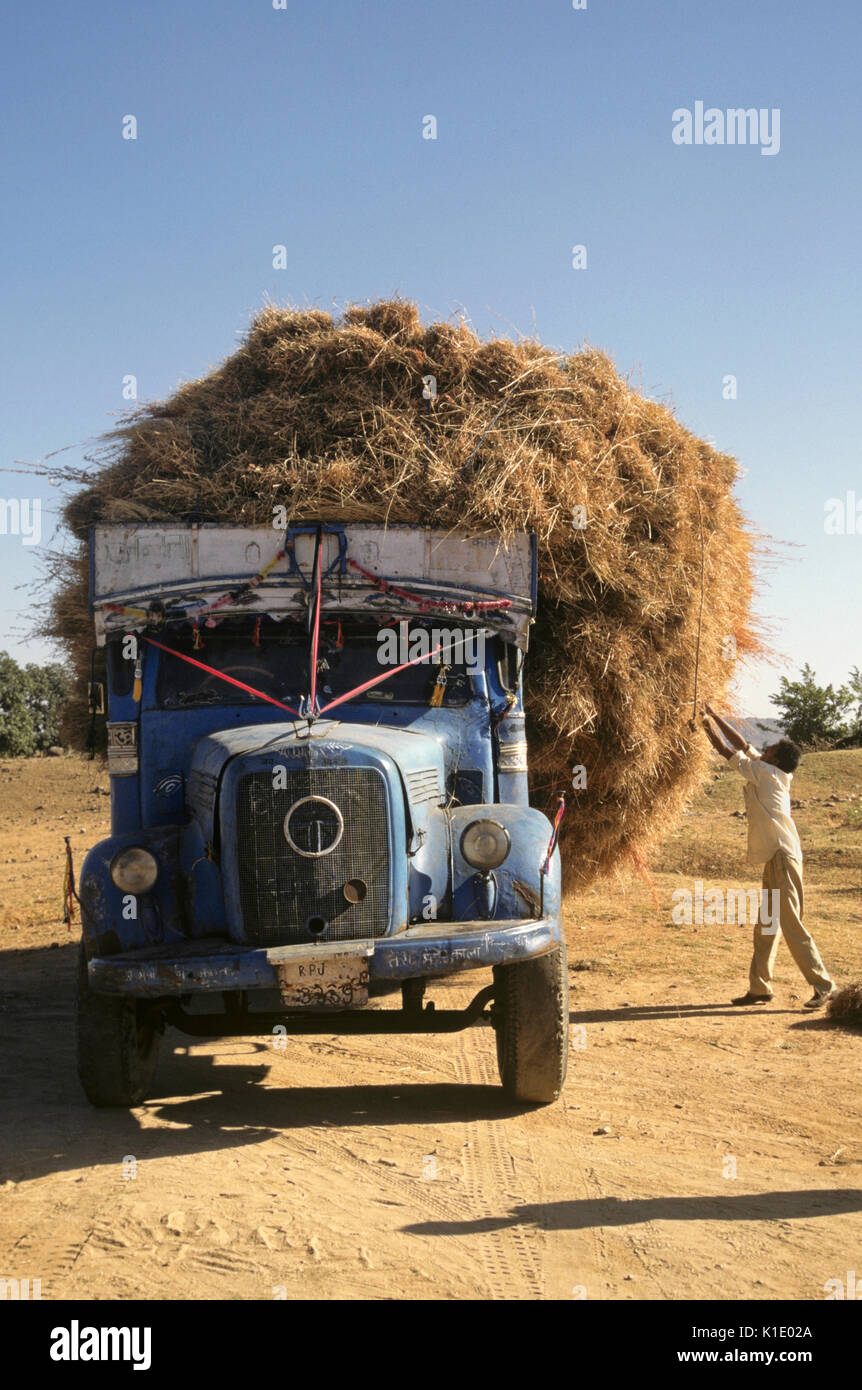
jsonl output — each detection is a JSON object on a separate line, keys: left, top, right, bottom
{"left": 541, "top": 794, "right": 566, "bottom": 875}
{"left": 347, "top": 558, "right": 512, "bottom": 615}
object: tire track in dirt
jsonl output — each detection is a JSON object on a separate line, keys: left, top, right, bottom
{"left": 274, "top": 1128, "right": 470, "bottom": 1226}
{"left": 455, "top": 1036, "right": 545, "bottom": 1299}
{"left": 0, "top": 1193, "right": 110, "bottom": 1299}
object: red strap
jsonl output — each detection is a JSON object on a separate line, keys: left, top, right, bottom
{"left": 318, "top": 643, "right": 444, "bottom": 716}
{"left": 309, "top": 531, "right": 323, "bottom": 711}
{"left": 541, "top": 795, "right": 566, "bottom": 875}
{"left": 144, "top": 638, "right": 301, "bottom": 717}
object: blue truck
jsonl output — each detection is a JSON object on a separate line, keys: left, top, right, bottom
{"left": 76, "top": 522, "right": 568, "bottom": 1106}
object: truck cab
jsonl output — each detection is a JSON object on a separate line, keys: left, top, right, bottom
{"left": 77, "top": 523, "right": 568, "bottom": 1106}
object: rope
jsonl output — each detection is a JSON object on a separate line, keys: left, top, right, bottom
{"left": 458, "top": 394, "right": 513, "bottom": 475}
{"left": 691, "top": 492, "right": 707, "bottom": 729}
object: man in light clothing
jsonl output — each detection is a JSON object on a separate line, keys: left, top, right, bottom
{"left": 700, "top": 704, "right": 836, "bottom": 1010}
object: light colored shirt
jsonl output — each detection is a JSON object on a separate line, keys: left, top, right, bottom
{"left": 729, "top": 743, "right": 802, "bottom": 865}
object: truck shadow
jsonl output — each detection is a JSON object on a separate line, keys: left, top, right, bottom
{"left": 0, "top": 943, "right": 520, "bottom": 1186}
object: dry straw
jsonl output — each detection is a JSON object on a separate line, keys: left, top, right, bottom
{"left": 827, "top": 982, "right": 862, "bottom": 1028}
{"left": 48, "top": 298, "right": 762, "bottom": 887}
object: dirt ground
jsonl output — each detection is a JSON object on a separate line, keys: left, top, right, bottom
{"left": 1, "top": 753, "right": 861, "bottom": 1301}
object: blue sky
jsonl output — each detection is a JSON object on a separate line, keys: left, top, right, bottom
{"left": 2, "top": 0, "right": 860, "bottom": 712}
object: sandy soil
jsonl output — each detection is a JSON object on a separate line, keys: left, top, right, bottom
{"left": 1, "top": 755, "right": 861, "bottom": 1301}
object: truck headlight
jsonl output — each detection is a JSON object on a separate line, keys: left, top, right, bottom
{"left": 110, "top": 847, "right": 159, "bottom": 894}
{"left": 460, "top": 819, "right": 511, "bottom": 870}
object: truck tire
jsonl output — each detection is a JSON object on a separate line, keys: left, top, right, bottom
{"left": 493, "top": 942, "right": 569, "bottom": 1104}
{"left": 76, "top": 942, "right": 160, "bottom": 1107}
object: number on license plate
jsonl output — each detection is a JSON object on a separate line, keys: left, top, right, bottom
{"left": 275, "top": 955, "right": 369, "bottom": 1009}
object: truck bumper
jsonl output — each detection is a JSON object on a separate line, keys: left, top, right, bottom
{"left": 87, "top": 917, "right": 560, "bottom": 998}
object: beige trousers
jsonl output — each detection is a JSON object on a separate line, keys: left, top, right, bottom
{"left": 749, "top": 850, "right": 832, "bottom": 996}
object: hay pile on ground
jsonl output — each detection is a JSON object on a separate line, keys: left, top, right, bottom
{"left": 827, "top": 983, "right": 862, "bottom": 1028}
{"left": 49, "top": 297, "right": 760, "bottom": 887}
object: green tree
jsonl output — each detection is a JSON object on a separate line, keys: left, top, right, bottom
{"left": 847, "top": 666, "right": 862, "bottom": 737}
{"left": 765, "top": 664, "right": 854, "bottom": 747}
{"left": 0, "top": 651, "right": 72, "bottom": 756}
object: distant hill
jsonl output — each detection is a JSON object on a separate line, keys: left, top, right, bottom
{"left": 736, "top": 717, "right": 783, "bottom": 749}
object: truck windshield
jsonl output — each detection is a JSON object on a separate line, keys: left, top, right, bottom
{"left": 149, "top": 623, "right": 476, "bottom": 710}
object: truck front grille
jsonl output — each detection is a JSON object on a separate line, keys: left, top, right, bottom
{"left": 235, "top": 766, "right": 390, "bottom": 946}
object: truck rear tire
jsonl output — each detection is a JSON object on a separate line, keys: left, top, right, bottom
{"left": 76, "top": 942, "right": 161, "bottom": 1107}
{"left": 493, "top": 942, "right": 569, "bottom": 1104}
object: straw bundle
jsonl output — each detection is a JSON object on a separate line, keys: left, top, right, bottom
{"left": 827, "top": 983, "right": 862, "bottom": 1028}
{"left": 49, "top": 298, "right": 760, "bottom": 886}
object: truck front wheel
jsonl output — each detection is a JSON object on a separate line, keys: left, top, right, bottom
{"left": 492, "top": 942, "right": 569, "bottom": 1104}
{"left": 76, "top": 943, "right": 161, "bottom": 1107}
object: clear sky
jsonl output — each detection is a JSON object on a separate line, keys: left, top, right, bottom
{"left": 1, "top": 0, "right": 860, "bottom": 713}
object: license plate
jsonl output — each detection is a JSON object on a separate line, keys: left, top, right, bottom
{"left": 275, "top": 954, "right": 369, "bottom": 1009}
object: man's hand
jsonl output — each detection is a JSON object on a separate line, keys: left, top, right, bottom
{"left": 699, "top": 707, "right": 734, "bottom": 760}
{"left": 703, "top": 702, "right": 748, "bottom": 752}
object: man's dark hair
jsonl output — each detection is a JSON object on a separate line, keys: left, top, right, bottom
{"left": 774, "top": 738, "right": 802, "bottom": 773}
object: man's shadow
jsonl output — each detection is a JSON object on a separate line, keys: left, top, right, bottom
{"left": 569, "top": 1002, "right": 799, "bottom": 1023}
{"left": 402, "top": 1188, "right": 862, "bottom": 1237}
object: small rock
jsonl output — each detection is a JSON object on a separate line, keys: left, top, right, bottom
{"left": 594, "top": 1125, "right": 612, "bottom": 1135}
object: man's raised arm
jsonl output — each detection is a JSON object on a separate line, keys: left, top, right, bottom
{"left": 705, "top": 703, "right": 751, "bottom": 753}
{"left": 700, "top": 711, "right": 734, "bottom": 760}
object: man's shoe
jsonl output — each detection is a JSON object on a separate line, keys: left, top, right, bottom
{"left": 732, "top": 992, "right": 773, "bottom": 1005}
{"left": 803, "top": 986, "right": 838, "bottom": 1010}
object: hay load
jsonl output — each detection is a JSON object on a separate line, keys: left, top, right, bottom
{"left": 49, "top": 297, "right": 759, "bottom": 886}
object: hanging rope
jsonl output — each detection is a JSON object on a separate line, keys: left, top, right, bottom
{"left": 690, "top": 492, "right": 708, "bottom": 730}
{"left": 458, "top": 394, "right": 513, "bottom": 475}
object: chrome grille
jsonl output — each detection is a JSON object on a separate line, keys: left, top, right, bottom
{"left": 235, "top": 767, "right": 390, "bottom": 945}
